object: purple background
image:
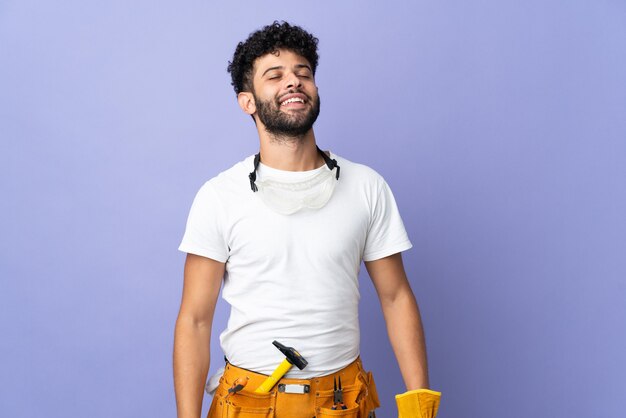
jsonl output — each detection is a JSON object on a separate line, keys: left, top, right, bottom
{"left": 2, "top": 1, "right": 625, "bottom": 417}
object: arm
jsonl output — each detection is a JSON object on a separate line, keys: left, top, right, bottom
{"left": 365, "top": 253, "right": 429, "bottom": 390}
{"left": 174, "top": 254, "right": 225, "bottom": 418}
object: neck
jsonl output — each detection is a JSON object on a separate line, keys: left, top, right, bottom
{"left": 257, "top": 128, "right": 323, "bottom": 171}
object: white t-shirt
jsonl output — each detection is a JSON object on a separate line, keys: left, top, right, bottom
{"left": 179, "top": 153, "right": 412, "bottom": 377}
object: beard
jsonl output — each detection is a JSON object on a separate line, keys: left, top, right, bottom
{"left": 254, "top": 91, "right": 321, "bottom": 138}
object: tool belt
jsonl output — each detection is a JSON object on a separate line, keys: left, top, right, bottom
{"left": 208, "top": 357, "right": 380, "bottom": 418}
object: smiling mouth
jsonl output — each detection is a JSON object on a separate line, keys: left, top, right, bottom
{"left": 280, "top": 97, "right": 306, "bottom": 106}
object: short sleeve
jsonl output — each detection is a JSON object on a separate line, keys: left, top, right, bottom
{"left": 178, "top": 182, "right": 229, "bottom": 263}
{"left": 362, "top": 179, "right": 412, "bottom": 262}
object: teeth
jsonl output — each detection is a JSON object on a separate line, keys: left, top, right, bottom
{"left": 281, "top": 97, "right": 305, "bottom": 105}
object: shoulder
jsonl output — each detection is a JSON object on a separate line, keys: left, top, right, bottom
{"left": 186, "top": 155, "right": 256, "bottom": 214}
{"left": 332, "top": 153, "right": 386, "bottom": 189}
{"left": 199, "top": 155, "right": 256, "bottom": 194}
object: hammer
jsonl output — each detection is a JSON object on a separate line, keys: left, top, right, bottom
{"left": 255, "top": 340, "right": 308, "bottom": 393}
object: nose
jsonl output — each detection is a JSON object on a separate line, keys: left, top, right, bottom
{"left": 284, "top": 71, "right": 302, "bottom": 90}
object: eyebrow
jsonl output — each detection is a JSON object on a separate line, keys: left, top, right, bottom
{"left": 261, "top": 64, "right": 313, "bottom": 77}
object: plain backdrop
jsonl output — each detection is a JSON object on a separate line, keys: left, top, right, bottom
{"left": 1, "top": 1, "right": 625, "bottom": 417}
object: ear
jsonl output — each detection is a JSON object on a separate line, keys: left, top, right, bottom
{"left": 237, "top": 92, "right": 256, "bottom": 115}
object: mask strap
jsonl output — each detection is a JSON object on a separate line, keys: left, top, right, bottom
{"left": 317, "top": 146, "right": 341, "bottom": 180}
{"left": 248, "top": 146, "right": 341, "bottom": 192}
{"left": 249, "top": 153, "right": 260, "bottom": 192}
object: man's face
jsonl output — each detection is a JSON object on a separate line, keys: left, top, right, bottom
{"left": 249, "top": 49, "right": 320, "bottom": 137}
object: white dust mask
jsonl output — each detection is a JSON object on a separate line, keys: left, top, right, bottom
{"left": 248, "top": 147, "right": 341, "bottom": 215}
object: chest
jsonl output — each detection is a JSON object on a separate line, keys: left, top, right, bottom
{"left": 224, "top": 189, "right": 371, "bottom": 269}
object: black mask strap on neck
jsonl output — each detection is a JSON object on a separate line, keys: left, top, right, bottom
{"left": 248, "top": 146, "right": 340, "bottom": 192}
{"left": 318, "top": 146, "right": 341, "bottom": 180}
{"left": 249, "top": 153, "right": 260, "bottom": 192}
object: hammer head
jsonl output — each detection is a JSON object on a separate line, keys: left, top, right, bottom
{"left": 272, "top": 340, "right": 308, "bottom": 370}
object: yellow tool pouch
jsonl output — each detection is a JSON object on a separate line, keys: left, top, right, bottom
{"left": 207, "top": 358, "right": 379, "bottom": 418}
{"left": 314, "top": 370, "right": 379, "bottom": 418}
{"left": 208, "top": 382, "right": 275, "bottom": 418}
{"left": 395, "top": 388, "right": 441, "bottom": 418}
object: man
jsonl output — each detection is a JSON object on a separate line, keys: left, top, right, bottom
{"left": 174, "top": 21, "right": 441, "bottom": 418}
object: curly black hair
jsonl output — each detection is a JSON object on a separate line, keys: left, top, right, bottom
{"left": 227, "top": 21, "right": 319, "bottom": 95}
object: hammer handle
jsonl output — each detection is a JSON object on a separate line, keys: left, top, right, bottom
{"left": 255, "top": 359, "right": 292, "bottom": 393}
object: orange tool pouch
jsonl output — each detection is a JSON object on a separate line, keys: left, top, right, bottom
{"left": 207, "top": 357, "right": 380, "bottom": 418}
